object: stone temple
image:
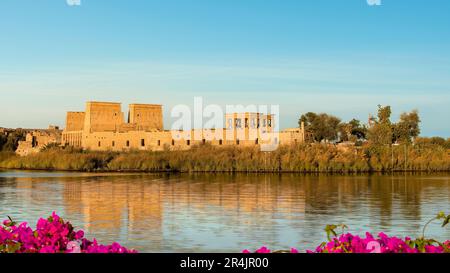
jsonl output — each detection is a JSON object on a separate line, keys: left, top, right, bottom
{"left": 61, "top": 101, "right": 306, "bottom": 151}
{"left": 16, "top": 101, "right": 306, "bottom": 155}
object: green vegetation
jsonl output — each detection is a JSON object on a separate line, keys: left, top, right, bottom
{"left": 368, "top": 105, "right": 421, "bottom": 145}
{"left": 299, "top": 105, "right": 421, "bottom": 145}
{"left": 0, "top": 130, "right": 25, "bottom": 152}
{"left": 339, "top": 118, "right": 367, "bottom": 142}
{"left": 0, "top": 142, "right": 448, "bottom": 173}
{"left": 299, "top": 112, "right": 342, "bottom": 142}
{"left": 415, "top": 136, "right": 450, "bottom": 149}
{"left": 0, "top": 147, "right": 113, "bottom": 172}
{"left": 367, "top": 105, "right": 394, "bottom": 145}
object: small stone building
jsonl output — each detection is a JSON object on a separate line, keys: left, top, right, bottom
{"left": 16, "top": 126, "right": 62, "bottom": 156}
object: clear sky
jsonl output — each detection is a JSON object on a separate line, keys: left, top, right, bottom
{"left": 1, "top": 0, "right": 449, "bottom": 136}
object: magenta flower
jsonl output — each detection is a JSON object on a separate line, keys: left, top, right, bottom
{"left": 74, "top": 230, "right": 84, "bottom": 240}
{"left": 1, "top": 213, "right": 137, "bottom": 254}
{"left": 255, "top": 246, "right": 271, "bottom": 253}
{"left": 244, "top": 227, "right": 449, "bottom": 254}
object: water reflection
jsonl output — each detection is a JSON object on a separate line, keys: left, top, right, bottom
{"left": 0, "top": 171, "right": 449, "bottom": 252}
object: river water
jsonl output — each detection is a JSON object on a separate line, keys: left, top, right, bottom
{"left": 0, "top": 170, "right": 449, "bottom": 252}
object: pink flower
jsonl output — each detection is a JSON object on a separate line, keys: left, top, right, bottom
{"left": 303, "top": 229, "right": 449, "bottom": 254}
{"left": 39, "top": 246, "right": 57, "bottom": 253}
{"left": 74, "top": 230, "right": 84, "bottom": 240}
{"left": 36, "top": 218, "right": 47, "bottom": 230}
{"left": 424, "top": 245, "right": 443, "bottom": 253}
{"left": 255, "top": 247, "right": 271, "bottom": 253}
{"left": 66, "top": 241, "right": 81, "bottom": 253}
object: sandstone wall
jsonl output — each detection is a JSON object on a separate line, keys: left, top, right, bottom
{"left": 66, "top": 112, "right": 85, "bottom": 131}
{"left": 129, "top": 104, "right": 163, "bottom": 131}
{"left": 84, "top": 102, "right": 124, "bottom": 133}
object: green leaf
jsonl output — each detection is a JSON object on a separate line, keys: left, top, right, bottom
{"left": 325, "top": 224, "right": 337, "bottom": 234}
{"left": 5, "top": 216, "right": 16, "bottom": 227}
{"left": 437, "top": 211, "right": 446, "bottom": 219}
{"left": 442, "top": 215, "right": 450, "bottom": 227}
{"left": 6, "top": 243, "right": 21, "bottom": 253}
{"left": 325, "top": 224, "right": 338, "bottom": 241}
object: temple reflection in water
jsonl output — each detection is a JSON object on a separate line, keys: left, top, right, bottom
{"left": 0, "top": 172, "right": 449, "bottom": 252}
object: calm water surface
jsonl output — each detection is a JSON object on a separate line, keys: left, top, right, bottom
{"left": 0, "top": 170, "right": 449, "bottom": 252}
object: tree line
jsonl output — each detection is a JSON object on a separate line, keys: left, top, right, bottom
{"left": 298, "top": 105, "right": 448, "bottom": 146}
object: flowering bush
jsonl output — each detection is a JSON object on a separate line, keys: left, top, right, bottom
{"left": 244, "top": 234, "right": 450, "bottom": 254}
{"left": 0, "top": 212, "right": 137, "bottom": 253}
{"left": 244, "top": 212, "right": 450, "bottom": 254}
{"left": 306, "top": 231, "right": 450, "bottom": 253}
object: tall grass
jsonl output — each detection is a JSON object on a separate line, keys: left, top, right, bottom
{"left": 0, "top": 148, "right": 115, "bottom": 171}
{"left": 0, "top": 143, "right": 449, "bottom": 173}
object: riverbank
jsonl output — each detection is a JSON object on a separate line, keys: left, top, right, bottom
{"left": 0, "top": 143, "right": 449, "bottom": 173}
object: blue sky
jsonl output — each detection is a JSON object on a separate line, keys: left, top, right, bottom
{"left": 1, "top": 0, "right": 449, "bottom": 136}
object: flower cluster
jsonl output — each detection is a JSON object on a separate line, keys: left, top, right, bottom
{"left": 243, "top": 233, "right": 450, "bottom": 254}
{"left": 0, "top": 212, "right": 137, "bottom": 253}
{"left": 307, "top": 232, "right": 450, "bottom": 253}
{"left": 244, "top": 212, "right": 450, "bottom": 254}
